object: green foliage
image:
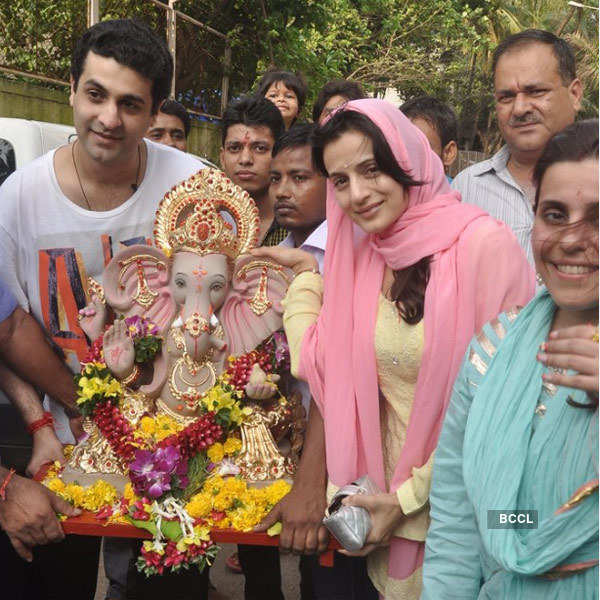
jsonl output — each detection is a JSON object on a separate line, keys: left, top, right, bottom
{"left": 2, "top": 0, "right": 598, "bottom": 150}
{"left": 134, "top": 336, "right": 162, "bottom": 364}
{"left": 181, "top": 453, "right": 211, "bottom": 501}
{"left": 128, "top": 515, "right": 183, "bottom": 541}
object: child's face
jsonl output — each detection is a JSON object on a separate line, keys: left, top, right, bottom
{"left": 410, "top": 117, "right": 457, "bottom": 170}
{"left": 270, "top": 145, "right": 326, "bottom": 234}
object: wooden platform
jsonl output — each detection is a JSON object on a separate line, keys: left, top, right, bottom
{"left": 36, "top": 464, "right": 338, "bottom": 566}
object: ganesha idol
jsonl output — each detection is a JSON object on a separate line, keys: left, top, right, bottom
{"left": 64, "top": 169, "right": 304, "bottom": 490}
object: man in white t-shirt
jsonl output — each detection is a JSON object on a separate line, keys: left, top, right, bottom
{"left": 0, "top": 19, "right": 204, "bottom": 600}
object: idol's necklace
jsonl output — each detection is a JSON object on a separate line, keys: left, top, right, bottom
{"left": 71, "top": 140, "right": 141, "bottom": 211}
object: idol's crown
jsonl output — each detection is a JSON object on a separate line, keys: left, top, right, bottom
{"left": 154, "top": 169, "right": 259, "bottom": 260}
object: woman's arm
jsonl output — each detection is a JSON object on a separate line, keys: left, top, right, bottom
{"left": 250, "top": 246, "right": 322, "bottom": 378}
{"left": 282, "top": 272, "right": 323, "bottom": 377}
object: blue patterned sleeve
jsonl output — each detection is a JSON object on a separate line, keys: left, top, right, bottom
{"left": 421, "top": 315, "right": 513, "bottom": 599}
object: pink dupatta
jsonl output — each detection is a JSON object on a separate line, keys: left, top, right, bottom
{"left": 298, "top": 99, "right": 534, "bottom": 581}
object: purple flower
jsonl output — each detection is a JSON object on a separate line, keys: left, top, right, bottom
{"left": 273, "top": 331, "right": 290, "bottom": 367}
{"left": 125, "top": 316, "right": 159, "bottom": 339}
{"left": 129, "top": 446, "right": 188, "bottom": 499}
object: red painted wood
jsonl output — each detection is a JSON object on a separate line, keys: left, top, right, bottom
{"left": 36, "top": 464, "right": 339, "bottom": 566}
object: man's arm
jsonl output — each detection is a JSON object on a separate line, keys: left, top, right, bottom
{"left": 0, "top": 464, "right": 79, "bottom": 561}
{"left": 0, "top": 306, "right": 83, "bottom": 473}
{"left": 0, "top": 307, "right": 79, "bottom": 414}
{"left": 0, "top": 363, "right": 66, "bottom": 476}
{"left": 255, "top": 398, "right": 329, "bottom": 554}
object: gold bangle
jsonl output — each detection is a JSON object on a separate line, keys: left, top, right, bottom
{"left": 121, "top": 364, "right": 140, "bottom": 387}
{"left": 294, "top": 267, "right": 319, "bottom": 277}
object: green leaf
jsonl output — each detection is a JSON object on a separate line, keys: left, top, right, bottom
{"left": 182, "top": 453, "right": 211, "bottom": 500}
{"left": 126, "top": 516, "right": 183, "bottom": 541}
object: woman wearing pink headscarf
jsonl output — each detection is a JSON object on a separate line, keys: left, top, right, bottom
{"left": 254, "top": 98, "right": 534, "bottom": 598}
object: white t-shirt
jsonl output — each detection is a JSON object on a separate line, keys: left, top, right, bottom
{"left": 0, "top": 139, "right": 204, "bottom": 442}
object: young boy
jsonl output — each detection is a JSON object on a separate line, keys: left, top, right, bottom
{"left": 220, "top": 95, "right": 287, "bottom": 247}
{"left": 401, "top": 95, "right": 459, "bottom": 181}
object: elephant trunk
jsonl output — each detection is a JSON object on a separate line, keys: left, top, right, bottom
{"left": 180, "top": 306, "right": 215, "bottom": 361}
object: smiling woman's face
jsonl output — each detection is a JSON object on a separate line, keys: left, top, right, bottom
{"left": 322, "top": 129, "right": 409, "bottom": 234}
{"left": 533, "top": 158, "right": 599, "bottom": 312}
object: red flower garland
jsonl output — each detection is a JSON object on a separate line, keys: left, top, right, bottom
{"left": 226, "top": 349, "right": 273, "bottom": 390}
{"left": 93, "top": 402, "right": 137, "bottom": 461}
{"left": 158, "top": 412, "right": 223, "bottom": 459}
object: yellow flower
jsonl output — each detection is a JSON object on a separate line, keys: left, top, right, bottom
{"left": 203, "top": 475, "right": 224, "bottom": 496}
{"left": 153, "top": 414, "right": 182, "bottom": 441}
{"left": 207, "top": 443, "right": 224, "bottom": 464}
{"left": 123, "top": 482, "right": 139, "bottom": 505}
{"left": 139, "top": 416, "right": 156, "bottom": 436}
{"left": 185, "top": 493, "right": 213, "bottom": 519}
{"left": 81, "top": 480, "right": 118, "bottom": 511}
{"left": 64, "top": 483, "right": 86, "bottom": 506}
{"left": 213, "top": 477, "right": 247, "bottom": 511}
{"left": 45, "top": 477, "right": 66, "bottom": 495}
{"left": 223, "top": 437, "right": 242, "bottom": 456}
{"left": 193, "top": 525, "right": 211, "bottom": 540}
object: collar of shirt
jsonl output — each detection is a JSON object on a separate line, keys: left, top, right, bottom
{"left": 470, "top": 145, "right": 510, "bottom": 177}
{"left": 280, "top": 220, "right": 327, "bottom": 252}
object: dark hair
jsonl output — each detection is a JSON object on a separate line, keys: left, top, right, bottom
{"left": 272, "top": 123, "right": 315, "bottom": 159}
{"left": 221, "top": 95, "right": 285, "bottom": 146}
{"left": 400, "top": 96, "right": 458, "bottom": 148}
{"left": 312, "top": 79, "right": 366, "bottom": 122}
{"left": 492, "top": 29, "right": 577, "bottom": 85}
{"left": 159, "top": 99, "right": 191, "bottom": 137}
{"left": 533, "top": 119, "right": 599, "bottom": 211}
{"left": 256, "top": 70, "right": 308, "bottom": 112}
{"left": 71, "top": 19, "right": 173, "bottom": 113}
{"left": 313, "top": 110, "right": 430, "bottom": 324}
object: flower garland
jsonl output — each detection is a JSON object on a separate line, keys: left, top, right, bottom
{"left": 45, "top": 324, "right": 293, "bottom": 577}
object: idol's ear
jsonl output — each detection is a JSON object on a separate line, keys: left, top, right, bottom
{"left": 103, "top": 245, "right": 176, "bottom": 335}
{"left": 219, "top": 254, "right": 293, "bottom": 355}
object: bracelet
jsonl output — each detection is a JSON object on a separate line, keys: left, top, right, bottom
{"left": 121, "top": 364, "right": 141, "bottom": 387}
{"left": 27, "top": 411, "right": 54, "bottom": 435}
{"left": 294, "top": 266, "right": 319, "bottom": 278}
{"left": 0, "top": 469, "right": 16, "bottom": 501}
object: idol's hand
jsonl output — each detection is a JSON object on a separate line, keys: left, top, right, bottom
{"left": 538, "top": 324, "right": 599, "bottom": 394}
{"left": 26, "top": 426, "right": 65, "bottom": 477}
{"left": 250, "top": 247, "right": 319, "bottom": 276}
{"left": 103, "top": 319, "right": 136, "bottom": 380}
{"left": 0, "top": 473, "right": 80, "bottom": 561}
{"left": 338, "top": 492, "right": 404, "bottom": 557}
{"left": 78, "top": 294, "right": 107, "bottom": 342}
{"left": 245, "top": 364, "right": 280, "bottom": 401}
{"left": 254, "top": 478, "right": 329, "bottom": 555}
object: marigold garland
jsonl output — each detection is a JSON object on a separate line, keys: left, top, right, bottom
{"left": 50, "top": 330, "right": 294, "bottom": 577}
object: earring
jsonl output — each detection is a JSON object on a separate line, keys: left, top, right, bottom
{"left": 536, "top": 272, "right": 543, "bottom": 286}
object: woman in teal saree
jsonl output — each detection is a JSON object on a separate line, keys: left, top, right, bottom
{"left": 421, "top": 120, "right": 599, "bottom": 599}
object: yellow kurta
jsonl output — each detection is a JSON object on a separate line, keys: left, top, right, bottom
{"left": 283, "top": 272, "right": 432, "bottom": 599}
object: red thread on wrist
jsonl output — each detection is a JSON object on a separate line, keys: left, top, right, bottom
{"left": 0, "top": 469, "right": 16, "bottom": 500}
{"left": 27, "top": 411, "right": 54, "bottom": 435}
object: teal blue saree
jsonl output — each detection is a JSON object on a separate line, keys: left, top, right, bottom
{"left": 422, "top": 292, "right": 598, "bottom": 599}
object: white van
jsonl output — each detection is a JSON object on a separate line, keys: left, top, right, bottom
{"left": 0, "top": 117, "right": 76, "bottom": 185}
